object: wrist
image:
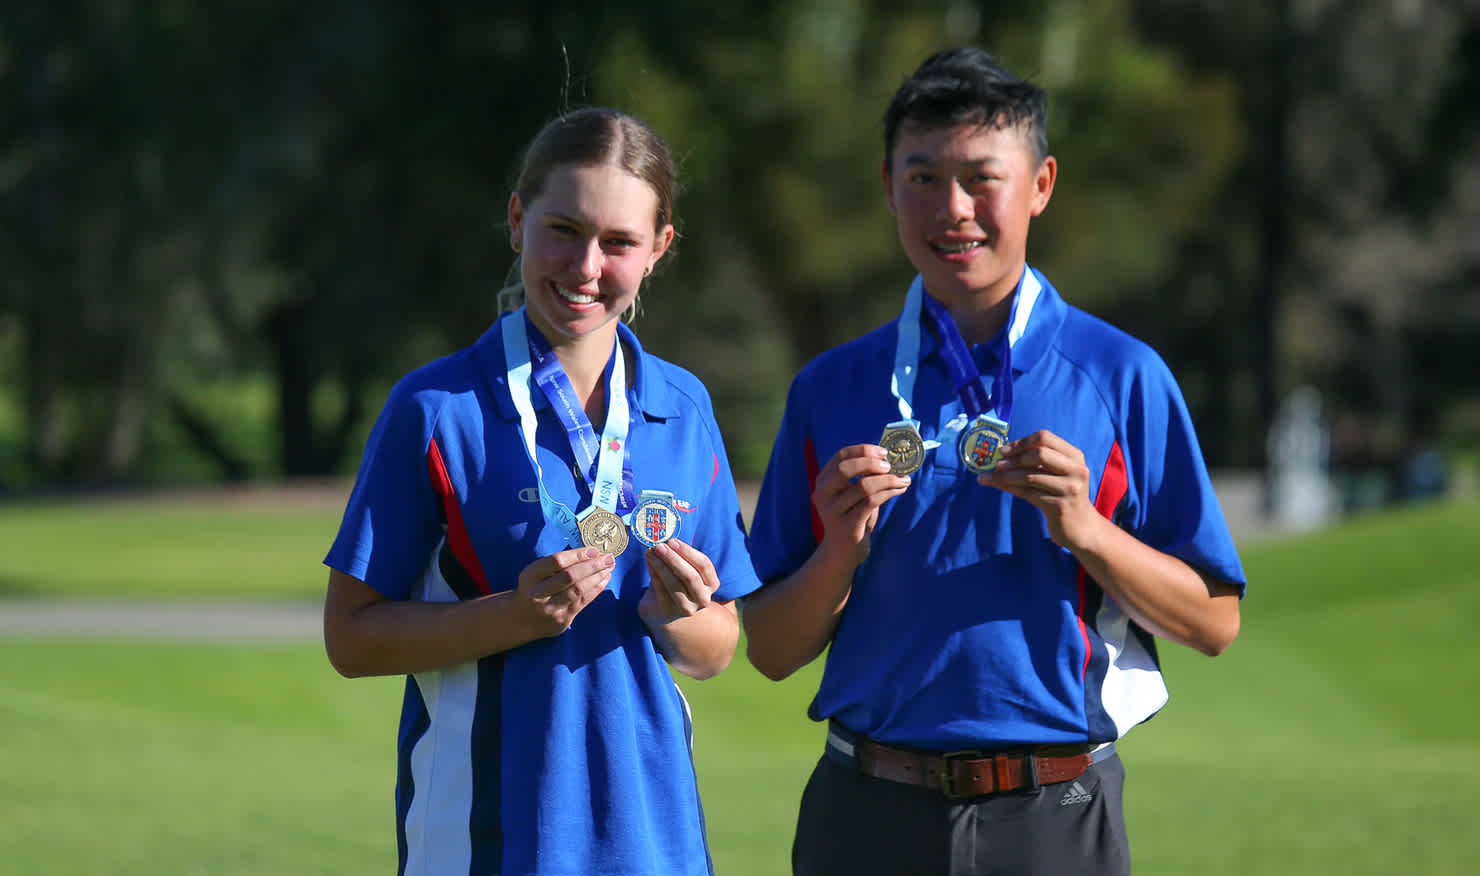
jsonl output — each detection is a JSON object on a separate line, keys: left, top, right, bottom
{"left": 1059, "top": 509, "right": 1114, "bottom": 563}
{"left": 813, "top": 536, "right": 862, "bottom": 577}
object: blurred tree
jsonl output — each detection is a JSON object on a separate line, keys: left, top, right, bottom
{"left": 1, "top": 1, "right": 233, "bottom": 480}
{"left": 1130, "top": 0, "right": 1480, "bottom": 469}
{"left": 590, "top": 0, "right": 1244, "bottom": 468}
{"left": 2, "top": 0, "right": 1472, "bottom": 487}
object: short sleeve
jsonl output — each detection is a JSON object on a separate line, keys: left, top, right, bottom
{"left": 1121, "top": 356, "right": 1247, "bottom": 595}
{"left": 324, "top": 381, "right": 446, "bottom": 599}
{"left": 685, "top": 393, "right": 763, "bottom": 602}
{"left": 747, "top": 374, "right": 822, "bottom": 586}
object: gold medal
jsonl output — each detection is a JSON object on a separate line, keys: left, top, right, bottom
{"left": 578, "top": 507, "right": 629, "bottom": 556}
{"left": 879, "top": 420, "right": 926, "bottom": 476}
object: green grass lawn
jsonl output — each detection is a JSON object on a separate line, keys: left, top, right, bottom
{"left": 0, "top": 491, "right": 344, "bottom": 599}
{"left": 1, "top": 497, "right": 1477, "bottom": 874}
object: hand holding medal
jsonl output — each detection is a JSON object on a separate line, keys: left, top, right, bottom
{"left": 515, "top": 546, "right": 617, "bottom": 637}
{"left": 640, "top": 538, "right": 720, "bottom": 622}
{"left": 974, "top": 429, "right": 1099, "bottom": 551}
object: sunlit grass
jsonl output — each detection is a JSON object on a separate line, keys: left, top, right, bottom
{"left": 1, "top": 497, "right": 1477, "bottom": 874}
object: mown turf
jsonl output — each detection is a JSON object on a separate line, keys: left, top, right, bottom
{"left": 0, "top": 494, "right": 342, "bottom": 599}
{"left": 1, "top": 497, "right": 1476, "bottom": 874}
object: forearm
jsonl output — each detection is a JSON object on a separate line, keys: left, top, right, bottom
{"left": 643, "top": 600, "right": 740, "bottom": 681}
{"left": 740, "top": 543, "right": 856, "bottom": 681}
{"left": 324, "top": 575, "right": 544, "bottom": 677}
{"left": 1070, "top": 516, "right": 1241, "bottom": 656}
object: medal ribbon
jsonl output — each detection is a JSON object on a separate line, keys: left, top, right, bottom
{"left": 524, "top": 313, "right": 636, "bottom": 513}
{"left": 501, "top": 309, "right": 633, "bottom": 547}
{"left": 893, "top": 268, "right": 1043, "bottom": 426}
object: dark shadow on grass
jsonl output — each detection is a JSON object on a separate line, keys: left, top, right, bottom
{"left": 0, "top": 576, "right": 44, "bottom": 597}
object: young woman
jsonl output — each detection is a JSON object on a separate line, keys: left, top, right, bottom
{"left": 323, "top": 107, "right": 761, "bottom": 876}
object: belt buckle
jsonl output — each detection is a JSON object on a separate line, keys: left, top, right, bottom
{"left": 938, "top": 750, "right": 982, "bottom": 800}
{"left": 1018, "top": 752, "right": 1040, "bottom": 792}
{"left": 939, "top": 750, "right": 1041, "bottom": 798}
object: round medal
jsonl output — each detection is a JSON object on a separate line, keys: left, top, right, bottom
{"left": 631, "top": 490, "right": 682, "bottom": 548}
{"left": 879, "top": 421, "right": 926, "bottom": 476}
{"left": 959, "top": 416, "right": 1010, "bottom": 474}
{"left": 578, "top": 507, "right": 629, "bottom": 556}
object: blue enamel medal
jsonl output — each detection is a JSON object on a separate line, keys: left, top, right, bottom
{"left": 630, "top": 489, "right": 682, "bottom": 548}
{"left": 959, "top": 414, "right": 1010, "bottom": 474}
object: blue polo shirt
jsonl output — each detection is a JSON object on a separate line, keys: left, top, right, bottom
{"left": 325, "top": 311, "right": 762, "bottom": 876}
{"left": 747, "top": 267, "right": 1246, "bottom": 751}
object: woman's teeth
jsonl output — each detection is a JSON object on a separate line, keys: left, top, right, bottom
{"left": 936, "top": 241, "right": 983, "bottom": 254}
{"left": 556, "top": 285, "right": 598, "bottom": 305}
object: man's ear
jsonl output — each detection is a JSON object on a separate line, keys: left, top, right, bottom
{"left": 1030, "top": 156, "right": 1057, "bottom": 217}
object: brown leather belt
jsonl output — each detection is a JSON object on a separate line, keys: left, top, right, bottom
{"left": 827, "top": 722, "right": 1109, "bottom": 800}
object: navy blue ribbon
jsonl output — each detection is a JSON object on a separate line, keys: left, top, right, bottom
{"left": 919, "top": 290, "right": 1014, "bottom": 424}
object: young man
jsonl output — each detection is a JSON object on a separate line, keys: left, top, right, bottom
{"left": 741, "top": 47, "right": 1247, "bottom": 876}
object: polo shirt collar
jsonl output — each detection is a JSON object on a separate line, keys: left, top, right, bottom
{"left": 916, "top": 265, "right": 1066, "bottom": 376}
{"left": 1005, "top": 266, "right": 1066, "bottom": 375}
{"left": 479, "top": 312, "right": 678, "bottom": 422}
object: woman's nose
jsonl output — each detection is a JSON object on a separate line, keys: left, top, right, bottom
{"left": 573, "top": 238, "right": 603, "bottom": 281}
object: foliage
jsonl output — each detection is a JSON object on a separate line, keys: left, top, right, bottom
{"left": 0, "top": 0, "right": 1476, "bottom": 484}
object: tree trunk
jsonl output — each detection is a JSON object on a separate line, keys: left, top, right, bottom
{"left": 265, "top": 294, "right": 321, "bottom": 477}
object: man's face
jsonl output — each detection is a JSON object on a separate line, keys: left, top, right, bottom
{"left": 883, "top": 120, "right": 1055, "bottom": 308}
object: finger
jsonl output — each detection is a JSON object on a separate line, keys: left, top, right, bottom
{"left": 661, "top": 539, "right": 718, "bottom": 585}
{"left": 816, "top": 445, "right": 892, "bottom": 492}
{"left": 524, "top": 546, "right": 601, "bottom": 581}
{"left": 1001, "top": 431, "right": 1083, "bottom": 468}
{"left": 645, "top": 548, "right": 693, "bottom": 610}
{"left": 837, "top": 446, "right": 895, "bottom": 481}
{"left": 646, "top": 542, "right": 705, "bottom": 607}
{"left": 530, "top": 550, "right": 615, "bottom": 600}
{"left": 658, "top": 540, "right": 718, "bottom": 605}
{"left": 828, "top": 473, "right": 910, "bottom": 516}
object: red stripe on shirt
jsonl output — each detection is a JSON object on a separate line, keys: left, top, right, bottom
{"left": 426, "top": 437, "right": 492, "bottom": 595}
{"left": 804, "top": 436, "right": 824, "bottom": 544}
{"left": 1076, "top": 440, "right": 1129, "bottom": 678}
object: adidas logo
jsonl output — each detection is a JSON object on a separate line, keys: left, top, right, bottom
{"left": 1059, "top": 781, "right": 1093, "bottom": 806}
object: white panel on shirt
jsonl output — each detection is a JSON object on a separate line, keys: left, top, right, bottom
{"left": 1094, "top": 595, "right": 1170, "bottom": 737}
{"left": 404, "top": 545, "right": 478, "bottom": 876}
